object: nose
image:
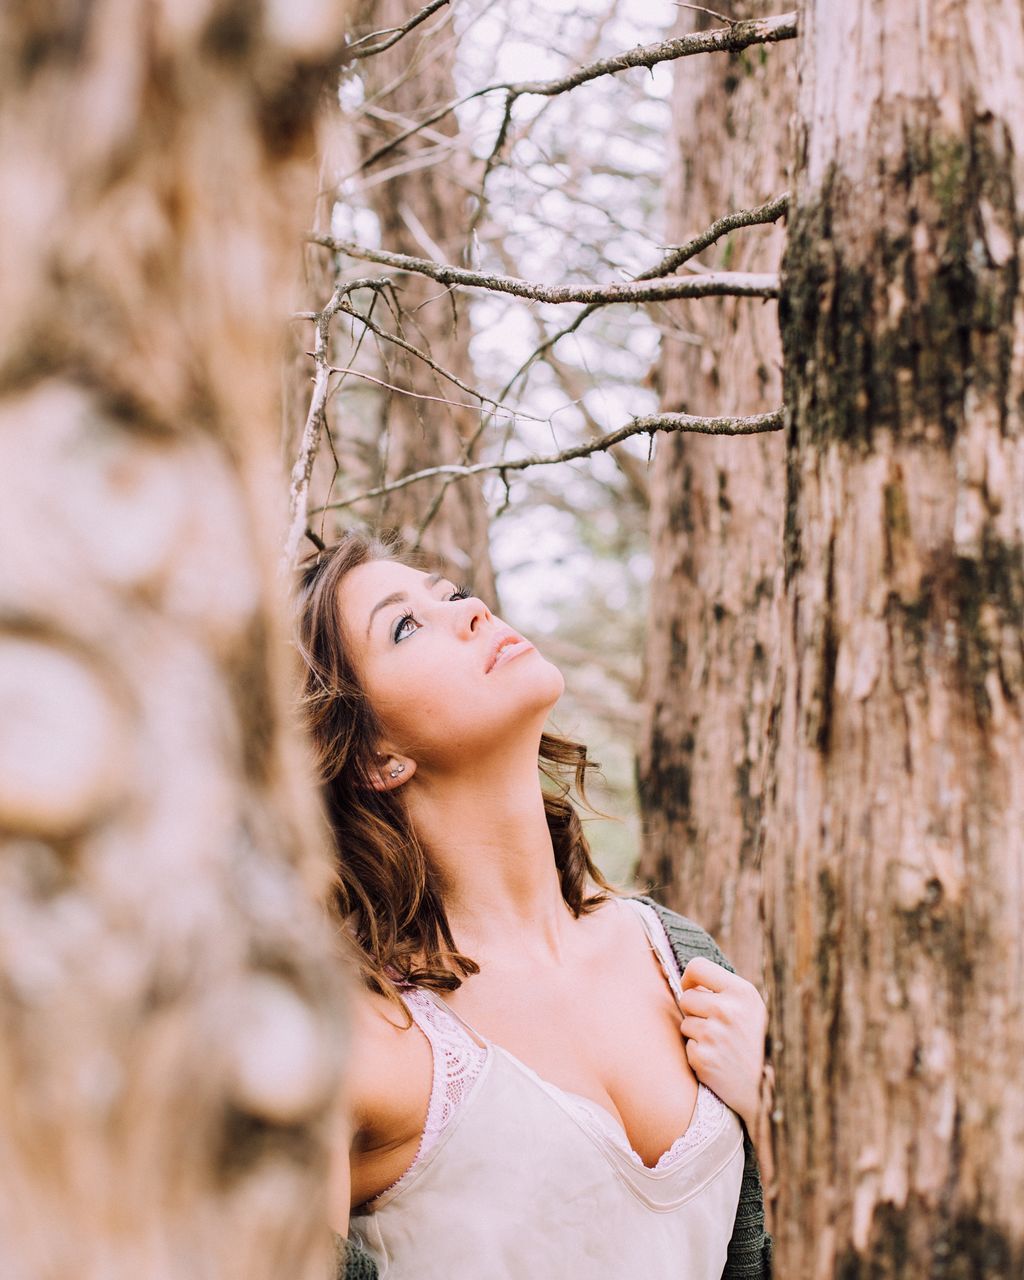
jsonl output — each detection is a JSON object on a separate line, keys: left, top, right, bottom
{"left": 454, "top": 593, "right": 491, "bottom": 638}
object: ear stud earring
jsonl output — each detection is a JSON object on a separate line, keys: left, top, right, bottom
{"left": 388, "top": 764, "right": 406, "bottom": 778}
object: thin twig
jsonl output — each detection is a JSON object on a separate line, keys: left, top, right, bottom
{"left": 311, "top": 236, "right": 778, "bottom": 303}
{"left": 312, "top": 408, "right": 784, "bottom": 511}
{"left": 290, "top": 277, "right": 396, "bottom": 322}
{"left": 338, "top": 301, "right": 532, "bottom": 414}
{"left": 347, "top": 0, "right": 451, "bottom": 60}
{"left": 411, "top": 394, "right": 503, "bottom": 544}
{"left": 646, "top": 191, "right": 789, "bottom": 278}
{"left": 465, "top": 90, "right": 515, "bottom": 246}
{"left": 676, "top": 4, "right": 738, "bottom": 25}
{"left": 324, "top": 364, "right": 527, "bottom": 419}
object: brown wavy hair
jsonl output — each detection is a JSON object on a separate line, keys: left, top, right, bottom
{"left": 295, "top": 529, "right": 614, "bottom": 1005}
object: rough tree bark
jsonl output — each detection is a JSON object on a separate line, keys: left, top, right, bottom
{"left": 352, "top": 0, "right": 497, "bottom": 600}
{"left": 0, "top": 4, "right": 351, "bottom": 1277}
{"left": 765, "top": 0, "right": 1024, "bottom": 1274}
{"left": 637, "top": 4, "right": 794, "bottom": 980}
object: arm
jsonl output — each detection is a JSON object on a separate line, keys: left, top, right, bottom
{"left": 329, "top": 1041, "right": 380, "bottom": 1280}
{"left": 330, "top": 987, "right": 430, "bottom": 1280}
{"left": 328, "top": 1111, "right": 352, "bottom": 1239}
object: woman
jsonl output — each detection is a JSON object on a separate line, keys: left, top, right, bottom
{"left": 297, "top": 532, "right": 771, "bottom": 1280}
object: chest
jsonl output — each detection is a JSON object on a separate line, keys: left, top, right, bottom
{"left": 443, "top": 919, "right": 698, "bottom": 1166}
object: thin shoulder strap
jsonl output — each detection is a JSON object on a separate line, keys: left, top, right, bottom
{"left": 635, "top": 895, "right": 735, "bottom": 973}
{"left": 620, "top": 897, "right": 685, "bottom": 1003}
{"left": 413, "top": 987, "right": 490, "bottom": 1050}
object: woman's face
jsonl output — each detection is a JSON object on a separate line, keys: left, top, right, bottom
{"left": 337, "top": 558, "right": 565, "bottom": 772}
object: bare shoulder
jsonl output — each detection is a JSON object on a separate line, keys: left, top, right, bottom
{"left": 347, "top": 986, "right": 431, "bottom": 1146}
{"left": 584, "top": 893, "right": 652, "bottom": 952}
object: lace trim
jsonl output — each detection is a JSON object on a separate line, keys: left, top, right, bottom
{"left": 655, "top": 1085, "right": 729, "bottom": 1165}
{"left": 404, "top": 987, "right": 488, "bottom": 1157}
{"left": 563, "top": 1081, "right": 728, "bottom": 1170}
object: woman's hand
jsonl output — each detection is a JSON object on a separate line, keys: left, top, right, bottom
{"left": 678, "top": 957, "right": 767, "bottom": 1134}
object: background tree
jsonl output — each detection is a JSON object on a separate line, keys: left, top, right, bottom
{"left": 0, "top": 3, "right": 351, "bottom": 1276}
{"left": 765, "top": 0, "right": 1024, "bottom": 1273}
{"left": 349, "top": 0, "right": 496, "bottom": 599}
{"left": 637, "top": 2, "right": 794, "bottom": 978}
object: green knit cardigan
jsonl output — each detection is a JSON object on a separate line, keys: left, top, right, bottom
{"left": 336, "top": 896, "right": 772, "bottom": 1279}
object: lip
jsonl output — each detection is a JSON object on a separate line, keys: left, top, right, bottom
{"left": 485, "top": 630, "right": 534, "bottom": 673}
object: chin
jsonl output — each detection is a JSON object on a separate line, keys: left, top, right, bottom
{"left": 531, "top": 654, "right": 566, "bottom": 706}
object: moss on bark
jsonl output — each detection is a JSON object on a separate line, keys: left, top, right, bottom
{"left": 837, "top": 1200, "right": 1022, "bottom": 1280}
{"left": 780, "top": 123, "right": 1019, "bottom": 451}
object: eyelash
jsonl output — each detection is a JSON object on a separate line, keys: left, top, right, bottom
{"left": 392, "top": 585, "right": 472, "bottom": 643}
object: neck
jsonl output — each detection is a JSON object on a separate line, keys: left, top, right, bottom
{"left": 404, "top": 747, "right": 576, "bottom": 965}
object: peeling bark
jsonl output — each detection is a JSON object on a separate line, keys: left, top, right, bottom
{"left": 766, "top": 0, "right": 1024, "bottom": 1273}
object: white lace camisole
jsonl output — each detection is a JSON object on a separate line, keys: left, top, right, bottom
{"left": 350, "top": 898, "right": 744, "bottom": 1279}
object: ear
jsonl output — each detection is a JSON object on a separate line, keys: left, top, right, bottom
{"left": 369, "top": 754, "right": 416, "bottom": 793}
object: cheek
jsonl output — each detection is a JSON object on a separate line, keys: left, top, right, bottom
{"left": 369, "top": 664, "right": 475, "bottom": 744}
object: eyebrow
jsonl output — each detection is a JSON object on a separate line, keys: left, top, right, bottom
{"left": 365, "top": 572, "right": 445, "bottom": 638}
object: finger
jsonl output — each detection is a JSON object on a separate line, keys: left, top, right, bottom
{"left": 682, "top": 956, "right": 730, "bottom": 993}
{"left": 679, "top": 988, "right": 716, "bottom": 1019}
{"left": 679, "top": 1015, "right": 708, "bottom": 1042}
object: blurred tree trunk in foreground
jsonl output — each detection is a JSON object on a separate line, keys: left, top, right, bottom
{"left": 765, "top": 0, "right": 1024, "bottom": 1273}
{"left": 0, "top": 4, "right": 350, "bottom": 1277}
{"left": 637, "top": 4, "right": 794, "bottom": 979}
{"left": 353, "top": 0, "right": 496, "bottom": 601}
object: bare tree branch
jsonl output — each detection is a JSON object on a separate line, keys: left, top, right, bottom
{"left": 284, "top": 286, "right": 345, "bottom": 569}
{"left": 464, "top": 91, "right": 515, "bottom": 246}
{"left": 647, "top": 190, "right": 789, "bottom": 278}
{"left": 313, "top": 408, "right": 784, "bottom": 511}
{"left": 311, "top": 236, "right": 778, "bottom": 302}
{"left": 290, "top": 277, "right": 395, "bottom": 321}
{"left": 497, "top": 192, "right": 789, "bottom": 398}
{"left": 504, "top": 11, "right": 796, "bottom": 98}
{"left": 347, "top": 0, "right": 452, "bottom": 61}
{"left": 462, "top": 0, "right": 623, "bottom": 254}
{"left": 355, "top": 12, "right": 797, "bottom": 173}
{"left": 283, "top": 279, "right": 395, "bottom": 568}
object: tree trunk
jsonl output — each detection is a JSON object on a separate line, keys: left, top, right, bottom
{"left": 766, "top": 0, "right": 1024, "bottom": 1273}
{"left": 0, "top": 5, "right": 350, "bottom": 1276}
{"left": 353, "top": 0, "right": 496, "bottom": 601}
{"left": 637, "top": 4, "right": 794, "bottom": 979}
